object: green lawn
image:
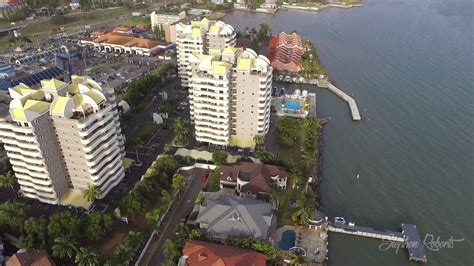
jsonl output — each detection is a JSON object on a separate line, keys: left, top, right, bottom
{"left": 276, "top": 185, "right": 300, "bottom": 228}
{"left": 127, "top": 121, "right": 160, "bottom": 145}
{"left": 131, "top": 16, "right": 150, "bottom": 25}
{"left": 203, "top": 169, "right": 221, "bottom": 192}
{"left": 275, "top": 118, "right": 305, "bottom": 166}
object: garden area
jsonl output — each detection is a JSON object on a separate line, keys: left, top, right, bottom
{"left": 0, "top": 155, "right": 192, "bottom": 266}
{"left": 257, "top": 116, "right": 321, "bottom": 227}
{"left": 122, "top": 63, "right": 173, "bottom": 111}
{"left": 126, "top": 121, "right": 160, "bottom": 147}
{"left": 0, "top": 200, "right": 143, "bottom": 265}
{"left": 299, "top": 38, "right": 327, "bottom": 78}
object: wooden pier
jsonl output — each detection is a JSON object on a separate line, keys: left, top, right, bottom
{"left": 328, "top": 222, "right": 428, "bottom": 263}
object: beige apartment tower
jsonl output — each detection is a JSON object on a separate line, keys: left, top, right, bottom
{"left": 176, "top": 18, "right": 236, "bottom": 88}
{"left": 0, "top": 76, "right": 125, "bottom": 208}
{"left": 189, "top": 48, "right": 272, "bottom": 147}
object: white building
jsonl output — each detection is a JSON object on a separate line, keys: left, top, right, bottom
{"left": 188, "top": 47, "right": 272, "bottom": 147}
{"left": 150, "top": 10, "right": 186, "bottom": 30}
{"left": 0, "top": 76, "right": 125, "bottom": 208}
{"left": 176, "top": 18, "right": 236, "bottom": 88}
{"left": 80, "top": 32, "right": 170, "bottom": 57}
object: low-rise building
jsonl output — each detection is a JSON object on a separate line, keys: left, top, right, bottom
{"left": 112, "top": 26, "right": 133, "bottom": 34}
{"left": 196, "top": 194, "right": 274, "bottom": 240}
{"left": 219, "top": 162, "right": 289, "bottom": 198}
{"left": 0, "top": 64, "right": 15, "bottom": 78}
{"left": 80, "top": 32, "right": 169, "bottom": 56}
{"left": 179, "top": 240, "right": 266, "bottom": 266}
{"left": 6, "top": 250, "right": 55, "bottom": 266}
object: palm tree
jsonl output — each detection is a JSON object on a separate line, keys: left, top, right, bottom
{"left": 113, "top": 244, "right": 134, "bottom": 265}
{"left": 75, "top": 247, "right": 99, "bottom": 266}
{"left": 0, "top": 171, "right": 15, "bottom": 191}
{"left": 52, "top": 235, "right": 78, "bottom": 260}
{"left": 163, "top": 239, "right": 179, "bottom": 260}
{"left": 163, "top": 143, "right": 173, "bottom": 154}
{"left": 84, "top": 184, "right": 101, "bottom": 202}
{"left": 173, "top": 118, "right": 190, "bottom": 145}
{"left": 253, "top": 135, "right": 265, "bottom": 146}
{"left": 127, "top": 231, "right": 144, "bottom": 248}
{"left": 268, "top": 184, "right": 282, "bottom": 210}
{"left": 294, "top": 191, "right": 315, "bottom": 225}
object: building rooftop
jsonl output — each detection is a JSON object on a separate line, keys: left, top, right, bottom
{"left": 219, "top": 162, "right": 289, "bottom": 195}
{"left": 196, "top": 194, "right": 273, "bottom": 240}
{"left": 7, "top": 75, "right": 107, "bottom": 122}
{"left": 6, "top": 250, "right": 55, "bottom": 266}
{"left": 181, "top": 240, "right": 266, "bottom": 266}
{"left": 89, "top": 32, "right": 161, "bottom": 49}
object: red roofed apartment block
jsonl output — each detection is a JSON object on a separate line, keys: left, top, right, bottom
{"left": 267, "top": 32, "right": 304, "bottom": 73}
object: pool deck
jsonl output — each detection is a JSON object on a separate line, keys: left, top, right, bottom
{"left": 274, "top": 225, "right": 328, "bottom": 264}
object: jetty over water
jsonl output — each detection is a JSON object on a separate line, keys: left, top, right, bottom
{"left": 317, "top": 79, "right": 361, "bottom": 121}
{"left": 328, "top": 222, "right": 428, "bottom": 263}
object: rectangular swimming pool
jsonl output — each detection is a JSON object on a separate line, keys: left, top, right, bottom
{"left": 284, "top": 100, "right": 301, "bottom": 111}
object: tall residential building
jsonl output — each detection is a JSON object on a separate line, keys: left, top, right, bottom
{"left": 189, "top": 47, "right": 272, "bottom": 147}
{"left": 176, "top": 18, "right": 236, "bottom": 88}
{"left": 150, "top": 10, "right": 187, "bottom": 43}
{"left": 0, "top": 76, "right": 125, "bottom": 208}
{"left": 150, "top": 10, "right": 186, "bottom": 30}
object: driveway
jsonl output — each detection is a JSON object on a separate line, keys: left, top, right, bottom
{"left": 146, "top": 168, "right": 208, "bottom": 265}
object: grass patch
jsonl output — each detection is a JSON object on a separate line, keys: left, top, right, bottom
{"left": 277, "top": 129, "right": 304, "bottom": 163}
{"left": 127, "top": 121, "right": 160, "bottom": 145}
{"left": 131, "top": 16, "right": 150, "bottom": 25}
{"left": 157, "top": 98, "right": 178, "bottom": 114}
{"left": 275, "top": 185, "right": 300, "bottom": 228}
{"left": 21, "top": 8, "right": 129, "bottom": 35}
{"left": 203, "top": 169, "right": 220, "bottom": 192}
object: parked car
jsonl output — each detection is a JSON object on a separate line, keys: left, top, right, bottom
{"left": 200, "top": 173, "right": 209, "bottom": 182}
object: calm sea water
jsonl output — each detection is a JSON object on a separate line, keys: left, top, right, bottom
{"left": 224, "top": 1, "right": 473, "bottom": 265}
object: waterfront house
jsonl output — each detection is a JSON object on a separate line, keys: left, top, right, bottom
{"left": 179, "top": 240, "right": 266, "bottom": 266}
{"left": 219, "top": 162, "right": 289, "bottom": 198}
{"left": 195, "top": 194, "right": 274, "bottom": 241}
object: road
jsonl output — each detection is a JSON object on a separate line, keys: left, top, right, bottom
{"left": 97, "top": 74, "right": 185, "bottom": 211}
{"left": 146, "top": 168, "right": 208, "bottom": 265}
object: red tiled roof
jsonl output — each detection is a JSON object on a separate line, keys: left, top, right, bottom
{"left": 267, "top": 32, "right": 304, "bottom": 73}
{"left": 92, "top": 32, "right": 160, "bottom": 49}
{"left": 182, "top": 240, "right": 266, "bottom": 266}
{"left": 6, "top": 250, "right": 55, "bottom": 266}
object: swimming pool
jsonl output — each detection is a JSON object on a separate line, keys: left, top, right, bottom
{"left": 278, "top": 229, "right": 296, "bottom": 250}
{"left": 283, "top": 100, "right": 301, "bottom": 112}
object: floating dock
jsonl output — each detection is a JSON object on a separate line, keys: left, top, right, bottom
{"left": 402, "top": 224, "right": 428, "bottom": 263}
{"left": 328, "top": 222, "right": 428, "bottom": 263}
{"left": 316, "top": 79, "right": 361, "bottom": 121}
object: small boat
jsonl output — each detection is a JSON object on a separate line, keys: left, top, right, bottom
{"left": 356, "top": 174, "right": 360, "bottom": 179}
{"left": 334, "top": 217, "right": 346, "bottom": 224}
